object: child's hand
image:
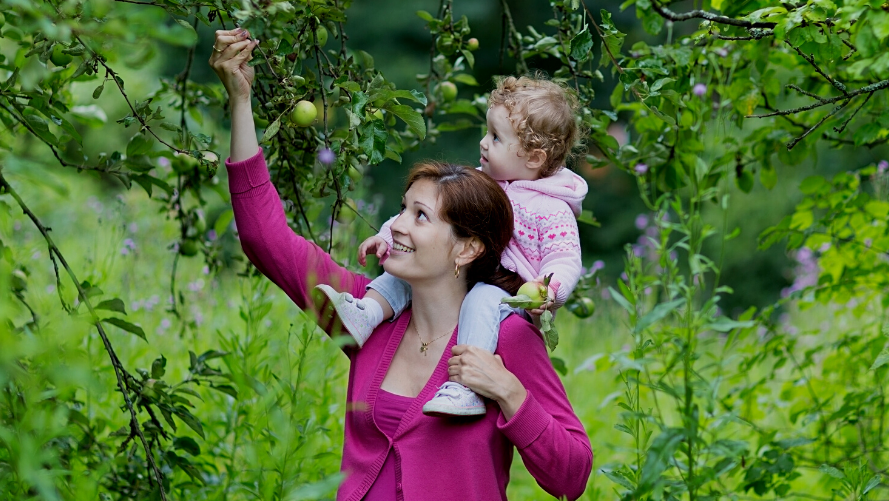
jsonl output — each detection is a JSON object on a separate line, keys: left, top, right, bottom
{"left": 525, "top": 275, "right": 555, "bottom": 316}
{"left": 358, "top": 235, "right": 389, "bottom": 266}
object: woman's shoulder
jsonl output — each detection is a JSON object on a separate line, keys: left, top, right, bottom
{"left": 497, "top": 314, "right": 545, "bottom": 352}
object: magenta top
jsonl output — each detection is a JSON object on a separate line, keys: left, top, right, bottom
{"left": 365, "top": 390, "right": 412, "bottom": 500}
{"left": 226, "top": 149, "right": 593, "bottom": 501}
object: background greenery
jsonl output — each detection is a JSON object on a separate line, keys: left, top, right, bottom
{"left": 2, "top": 0, "right": 889, "bottom": 499}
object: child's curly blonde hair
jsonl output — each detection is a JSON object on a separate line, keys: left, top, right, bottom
{"left": 489, "top": 74, "right": 581, "bottom": 178}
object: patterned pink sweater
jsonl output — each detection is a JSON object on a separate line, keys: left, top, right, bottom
{"left": 380, "top": 167, "right": 588, "bottom": 306}
{"left": 226, "top": 150, "right": 593, "bottom": 500}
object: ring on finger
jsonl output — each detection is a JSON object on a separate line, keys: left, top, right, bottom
{"left": 213, "top": 45, "right": 224, "bottom": 53}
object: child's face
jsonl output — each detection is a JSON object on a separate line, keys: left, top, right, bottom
{"left": 479, "top": 105, "right": 539, "bottom": 182}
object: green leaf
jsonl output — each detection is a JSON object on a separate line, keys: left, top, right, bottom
{"left": 173, "top": 436, "right": 201, "bottom": 456}
{"left": 550, "top": 357, "right": 567, "bottom": 376}
{"left": 358, "top": 120, "right": 387, "bottom": 164}
{"left": 151, "top": 356, "right": 166, "bottom": 379}
{"left": 211, "top": 384, "right": 238, "bottom": 398}
{"left": 460, "top": 49, "right": 475, "bottom": 69}
{"left": 706, "top": 317, "right": 755, "bottom": 332}
{"left": 214, "top": 209, "right": 234, "bottom": 236}
{"left": 95, "top": 298, "right": 127, "bottom": 315}
{"left": 173, "top": 18, "right": 198, "bottom": 47}
{"left": 386, "top": 104, "right": 426, "bottom": 139}
{"left": 452, "top": 73, "right": 478, "bottom": 86}
{"left": 634, "top": 299, "right": 684, "bottom": 333}
{"left": 102, "top": 317, "right": 146, "bottom": 341}
{"left": 174, "top": 408, "right": 205, "bottom": 439}
{"left": 633, "top": 428, "right": 685, "bottom": 497}
{"left": 540, "top": 309, "right": 559, "bottom": 351}
{"left": 501, "top": 294, "right": 541, "bottom": 309}
{"left": 92, "top": 84, "right": 104, "bottom": 99}
{"left": 24, "top": 114, "right": 58, "bottom": 146}
{"left": 416, "top": 10, "right": 435, "bottom": 22}
{"left": 127, "top": 133, "right": 153, "bottom": 157}
{"left": 870, "top": 343, "right": 889, "bottom": 371}
{"left": 863, "top": 475, "right": 882, "bottom": 495}
{"left": 819, "top": 464, "right": 846, "bottom": 480}
{"left": 577, "top": 209, "right": 600, "bottom": 227}
{"left": 259, "top": 116, "right": 282, "bottom": 144}
{"left": 607, "top": 286, "right": 635, "bottom": 315}
{"left": 570, "top": 28, "right": 593, "bottom": 62}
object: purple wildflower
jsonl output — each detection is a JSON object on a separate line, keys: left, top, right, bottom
{"left": 879, "top": 160, "right": 889, "bottom": 173}
{"left": 634, "top": 163, "right": 649, "bottom": 175}
{"left": 635, "top": 214, "right": 649, "bottom": 230}
{"left": 693, "top": 83, "right": 707, "bottom": 97}
{"left": 318, "top": 147, "right": 336, "bottom": 165}
{"left": 207, "top": 230, "right": 217, "bottom": 241}
{"left": 591, "top": 260, "right": 605, "bottom": 271}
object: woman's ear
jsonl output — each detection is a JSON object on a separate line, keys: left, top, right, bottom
{"left": 456, "top": 237, "right": 485, "bottom": 267}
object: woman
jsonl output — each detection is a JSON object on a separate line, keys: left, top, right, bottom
{"left": 209, "top": 29, "right": 592, "bottom": 500}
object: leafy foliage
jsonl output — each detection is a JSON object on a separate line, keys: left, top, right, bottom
{"left": 2, "top": 0, "right": 889, "bottom": 499}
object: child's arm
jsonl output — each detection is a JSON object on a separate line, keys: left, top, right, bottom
{"left": 535, "top": 204, "right": 583, "bottom": 309}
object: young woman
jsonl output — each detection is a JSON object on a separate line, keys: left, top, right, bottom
{"left": 209, "top": 29, "right": 592, "bottom": 500}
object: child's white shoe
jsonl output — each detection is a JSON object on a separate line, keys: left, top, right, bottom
{"left": 422, "top": 381, "right": 486, "bottom": 417}
{"left": 313, "top": 284, "right": 381, "bottom": 347}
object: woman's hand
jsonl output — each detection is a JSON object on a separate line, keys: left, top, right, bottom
{"left": 448, "top": 345, "right": 527, "bottom": 420}
{"left": 208, "top": 28, "right": 260, "bottom": 104}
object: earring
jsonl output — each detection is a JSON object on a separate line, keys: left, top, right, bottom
{"left": 454, "top": 262, "right": 460, "bottom": 279}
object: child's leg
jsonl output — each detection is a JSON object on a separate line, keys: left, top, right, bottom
{"left": 456, "top": 283, "right": 513, "bottom": 352}
{"left": 423, "top": 283, "right": 512, "bottom": 417}
{"left": 366, "top": 272, "right": 412, "bottom": 320}
{"left": 312, "top": 273, "right": 411, "bottom": 348}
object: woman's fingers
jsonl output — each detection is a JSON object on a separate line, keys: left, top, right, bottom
{"left": 216, "top": 39, "right": 255, "bottom": 61}
{"left": 213, "top": 31, "right": 250, "bottom": 51}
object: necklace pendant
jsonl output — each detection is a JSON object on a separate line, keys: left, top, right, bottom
{"left": 420, "top": 342, "right": 428, "bottom": 356}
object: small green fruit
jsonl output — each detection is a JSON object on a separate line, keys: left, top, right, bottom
{"left": 517, "top": 281, "right": 548, "bottom": 309}
{"left": 190, "top": 209, "right": 207, "bottom": 234}
{"left": 438, "top": 81, "right": 457, "bottom": 102}
{"left": 370, "top": 108, "right": 384, "bottom": 121}
{"left": 291, "top": 100, "right": 317, "bottom": 127}
{"left": 0, "top": 13, "right": 6, "bottom": 29}
{"left": 313, "top": 26, "right": 328, "bottom": 48}
{"left": 466, "top": 38, "right": 479, "bottom": 51}
{"left": 179, "top": 239, "right": 200, "bottom": 257}
{"left": 172, "top": 152, "right": 199, "bottom": 174}
{"left": 335, "top": 199, "right": 358, "bottom": 224}
{"left": 348, "top": 166, "right": 362, "bottom": 183}
{"left": 568, "top": 297, "right": 596, "bottom": 318}
{"left": 50, "top": 45, "right": 73, "bottom": 67}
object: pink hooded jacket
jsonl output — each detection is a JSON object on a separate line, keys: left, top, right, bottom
{"left": 380, "top": 167, "right": 588, "bottom": 306}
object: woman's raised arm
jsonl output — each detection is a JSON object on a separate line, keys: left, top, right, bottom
{"left": 208, "top": 29, "right": 260, "bottom": 162}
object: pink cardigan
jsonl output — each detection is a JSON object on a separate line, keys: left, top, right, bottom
{"left": 226, "top": 150, "right": 593, "bottom": 501}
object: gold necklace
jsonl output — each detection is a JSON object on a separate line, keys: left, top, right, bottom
{"left": 412, "top": 321, "right": 453, "bottom": 356}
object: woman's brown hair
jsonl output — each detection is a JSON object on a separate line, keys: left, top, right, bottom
{"left": 405, "top": 162, "right": 524, "bottom": 295}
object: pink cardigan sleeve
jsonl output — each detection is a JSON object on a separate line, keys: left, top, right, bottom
{"left": 536, "top": 201, "right": 583, "bottom": 308}
{"left": 496, "top": 316, "right": 593, "bottom": 500}
{"left": 226, "top": 148, "right": 371, "bottom": 338}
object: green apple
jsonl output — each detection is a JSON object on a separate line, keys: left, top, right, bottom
{"left": 370, "top": 108, "right": 384, "bottom": 121}
{"left": 466, "top": 37, "right": 479, "bottom": 51}
{"left": 291, "top": 100, "right": 317, "bottom": 127}
{"left": 335, "top": 199, "right": 358, "bottom": 224}
{"left": 313, "top": 26, "right": 328, "bottom": 48}
{"left": 172, "top": 152, "right": 200, "bottom": 174}
{"left": 0, "top": 13, "right": 6, "bottom": 29}
{"left": 437, "top": 81, "right": 457, "bottom": 102}
{"left": 348, "top": 166, "right": 362, "bottom": 183}
{"left": 179, "top": 239, "right": 199, "bottom": 257}
{"left": 568, "top": 297, "right": 596, "bottom": 318}
{"left": 517, "top": 280, "right": 548, "bottom": 309}
{"left": 50, "top": 45, "right": 73, "bottom": 67}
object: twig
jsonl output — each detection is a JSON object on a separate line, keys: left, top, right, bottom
{"left": 0, "top": 172, "right": 168, "bottom": 500}
{"left": 747, "top": 78, "right": 889, "bottom": 118}
{"left": 833, "top": 91, "right": 871, "bottom": 134}
{"left": 499, "top": 0, "right": 529, "bottom": 74}
{"left": 580, "top": 1, "right": 645, "bottom": 102}
{"left": 783, "top": 40, "right": 848, "bottom": 95}
{"left": 786, "top": 84, "right": 828, "bottom": 103}
{"left": 786, "top": 101, "right": 848, "bottom": 150}
{"left": 650, "top": 1, "right": 777, "bottom": 29}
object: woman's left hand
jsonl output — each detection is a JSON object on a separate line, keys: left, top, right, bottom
{"left": 448, "top": 345, "right": 527, "bottom": 420}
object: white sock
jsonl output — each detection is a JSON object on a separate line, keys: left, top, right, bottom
{"left": 361, "top": 297, "right": 384, "bottom": 328}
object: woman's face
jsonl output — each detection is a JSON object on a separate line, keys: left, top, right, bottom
{"left": 383, "top": 179, "right": 463, "bottom": 285}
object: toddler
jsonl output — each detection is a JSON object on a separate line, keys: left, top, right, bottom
{"left": 316, "top": 75, "right": 588, "bottom": 416}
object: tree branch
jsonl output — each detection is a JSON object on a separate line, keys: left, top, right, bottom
{"left": 499, "top": 0, "right": 529, "bottom": 74}
{"left": 783, "top": 40, "right": 848, "bottom": 95}
{"left": 0, "top": 172, "right": 168, "bottom": 501}
{"left": 651, "top": 1, "right": 777, "bottom": 29}
{"left": 786, "top": 100, "right": 848, "bottom": 150}
{"left": 747, "top": 78, "right": 889, "bottom": 118}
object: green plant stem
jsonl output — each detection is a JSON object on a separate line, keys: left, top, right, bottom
{"left": 0, "top": 172, "right": 168, "bottom": 501}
